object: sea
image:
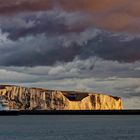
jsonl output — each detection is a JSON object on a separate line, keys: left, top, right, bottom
{"left": 0, "top": 115, "right": 140, "bottom": 140}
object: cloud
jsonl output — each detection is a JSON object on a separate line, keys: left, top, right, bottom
{"left": 82, "top": 32, "right": 140, "bottom": 63}
{"left": 1, "top": 0, "right": 140, "bottom": 32}
{"left": 1, "top": 57, "right": 140, "bottom": 80}
{"left": 124, "top": 97, "right": 140, "bottom": 109}
{"left": 0, "top": 0, "right": 135, "bottom": 14}
{"left": 0, "top": 10, "right": 91, "bottom": 40}
{"left": 134, "top": 87, "right": 140, "bottom": 93}
{"left": 0, "top": 69, "right": 39, "bottom": 83}
{"left": 0, "top": 27, "right": 140, "bottom": 67}
{"left": 0, "top": 0, "right": 52, "bottom": 15}
{"left": 0, "top": 7, "right": 140, "bottom": 67}
{"left": 0, "top": 58, "right": 139, "bottom": 88}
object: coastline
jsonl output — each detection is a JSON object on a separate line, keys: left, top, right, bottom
{"left": 0, "top": 110, "right": 140, "bottom": 116}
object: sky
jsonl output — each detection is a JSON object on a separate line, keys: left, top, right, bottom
{"left": 0, "top": 0, "right": 140, "bottom": 109}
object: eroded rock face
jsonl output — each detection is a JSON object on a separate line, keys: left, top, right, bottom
{"left": 0, "top": 85, "right": 123, "bottom": 110}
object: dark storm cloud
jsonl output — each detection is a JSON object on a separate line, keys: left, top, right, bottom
{"left": 80, "top": 33, "right": 140, "bottom": 63}
{"left": 0, "top": 2, "right": 139, "bottom": 67}
{"left": 0, "top": 1, "right": 140, "bottom": 67}
{"left": 0, "top": 0, "right": 53, "bottom": 14}
{"left": 0, "top": 29, "right": 140, "bottom": 67}
{"left": 0, "top": 11, "right": 88, "bottom": 40}
{"left": 1, "top": 0, "right": 140, "bottom": 32}
{"left": 0, "top": 33, "right": 82, "bottom": 66}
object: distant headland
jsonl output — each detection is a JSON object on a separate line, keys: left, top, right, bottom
{"left": 0, "top": 85, "right": 123, "bottom": 110}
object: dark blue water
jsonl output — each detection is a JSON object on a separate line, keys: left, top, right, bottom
{"left": 0, "top": 115, "right": 140, "bottom": 140}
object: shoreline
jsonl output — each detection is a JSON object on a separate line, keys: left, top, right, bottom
{"left": 0, "top": 110, "right": 140, "bottom": 116}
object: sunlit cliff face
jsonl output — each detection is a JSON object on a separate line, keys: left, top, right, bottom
{"left": 0, "top": 85, "right": 123, "bottom": 110}
{"left": 0, "top": 0, "right": 140, "bottom": 109}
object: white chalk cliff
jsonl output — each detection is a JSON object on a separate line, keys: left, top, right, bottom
{"left": 0, "top": 85, "right": 123, "bottom": 110}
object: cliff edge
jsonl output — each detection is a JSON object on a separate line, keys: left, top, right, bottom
{"left": 0, "top": 85, "right": 123, "bottom": 110}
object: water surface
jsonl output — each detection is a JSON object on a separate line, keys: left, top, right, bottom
{"left": 0, "top": 115, "right": 140, "bottom": 140}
